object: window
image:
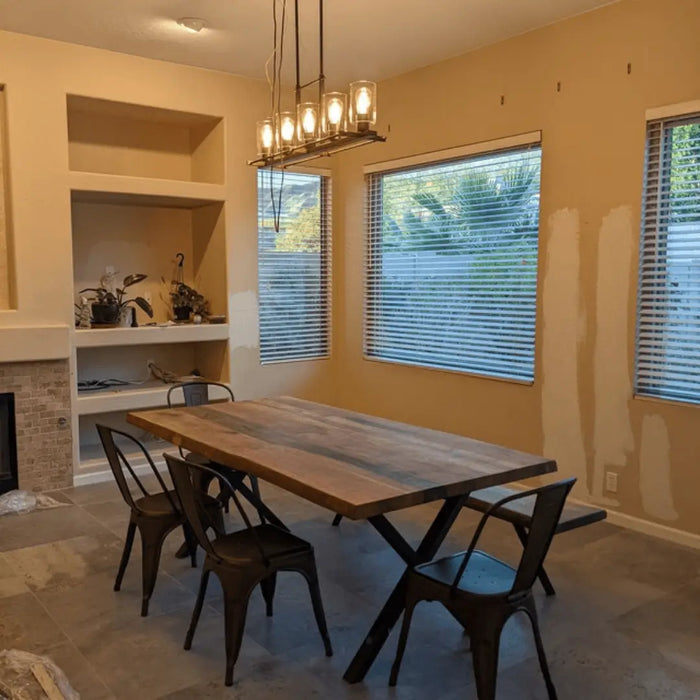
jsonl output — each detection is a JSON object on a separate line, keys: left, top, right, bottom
{"left": 365, "top": 139, "right": 542, "bottom": 381}
{"left": 635, "top": 111, "right": 700, "bottom": 403}
{"left": 257, "top": 170, "right": 331, "bottom": 363}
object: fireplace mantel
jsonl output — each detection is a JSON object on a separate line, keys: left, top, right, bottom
{"left": 0, "top": 325, "right": 71, "bottom": 363}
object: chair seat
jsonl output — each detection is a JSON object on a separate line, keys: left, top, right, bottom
{"left": 415, "top": 551, "right": 516, "bottom": 597}
{"left": 212, "top": 523, "right": 311, "bottom": 564}
{"left": 134, "top": 490, "right": 218, "bottom": 517}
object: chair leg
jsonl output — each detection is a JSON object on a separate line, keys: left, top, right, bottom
{"left": 389, "top": 598, "right": 417, "bottom": 686}
{"left": 523, "top": 604, "right": 557, "bottom": 700}
{"left": 260, "top": 572, "right": 277, "bottom": 617}
{"left": 182, "top": 524, "right": 197, "bottom": 568}
{"left": 114, "top": 521, "right": 136, "bottom": 592}
{"left": 138, "top": 520, "right": 172, "bottom": 617}
{"left": 513, "top": 524, "right": 556, "bottom": 596}
{"left": 222, "top": 589, "right": 251, "bottom": 687}
{"left": 471, "top": 633, "right": 501, "bottom": 700}
{"left": 331, "top": 514, "right": 343, "bottom": 527}
{"left": 185, "top": 568, "right": 211, "bottom": 650}
{"left": 299, "top": 564, "right": 333, "bottom": 657}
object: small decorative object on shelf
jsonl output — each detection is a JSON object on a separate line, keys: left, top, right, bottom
{"left": 167, "top": 252, "right": 210, "bottom": 322}
{"left": 80, "top": 273, "right": 153, "bottom": 327}
{"left": 76, "top": 296, "right": 91, "bottom": 328}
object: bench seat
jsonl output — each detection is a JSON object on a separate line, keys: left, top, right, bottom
{"left": 466, "top": 485, "right": 607, "bottom": 533}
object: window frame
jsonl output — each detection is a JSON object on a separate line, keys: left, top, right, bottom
{"left": 634, "top": 102, "right": 700, "bottom": 405}
{"left": 256, "top": 166, "right": 332, "bottom": 365}
{"left": 363, "top": 132, "right": 543, "bottom": 383}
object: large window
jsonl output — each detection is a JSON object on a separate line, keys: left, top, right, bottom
{"left": 635, "top": 111, "right": 700, "bottom": 403}
{"left": 257, "top": 170, "right": 331, "bottom": 363}
{"left": 365, "top": 140, "right": 542, "bottom": 381}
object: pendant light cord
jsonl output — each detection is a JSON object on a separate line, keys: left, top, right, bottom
{"left": 268, "top": 0, "right": 287, "bottom": 233}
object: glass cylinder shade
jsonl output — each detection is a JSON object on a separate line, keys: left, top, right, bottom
{"left": 321, "top": 92, "right": 347, "bottom": 136}
{"left": 256, "top": 119, "right": 274, "bottom": 157}
{"left": 349, "top": 81, "right": 377, "bottom": 132}
{"left": 297, "top": 102, "right": 319, "bottom": 142}
{"left": 276, "top": 112, "right": 296, "bottom": 150}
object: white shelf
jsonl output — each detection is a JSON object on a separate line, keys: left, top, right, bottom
{"left": 77, "top": 382, "right": 176, "bottom": 415}
{"left": 68, "top": 171, "right": 226, "bottom": 208}
{"left": 75, "top": 323, "right": 229, "bottom": 348}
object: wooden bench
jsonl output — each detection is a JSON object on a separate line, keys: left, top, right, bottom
{"left": 465, "top": 485, "right": 607, "bottom": 596}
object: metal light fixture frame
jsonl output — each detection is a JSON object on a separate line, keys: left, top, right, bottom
{"left": 248, "top": 0, "right": 385, "bottom": 168}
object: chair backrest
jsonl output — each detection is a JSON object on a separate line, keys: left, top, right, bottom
{"left": 164, "top": 453, "right": 269, "bottom": 564}
{"left": 451, "top": 477, "right": 576, "bottom": 598}
{"left": 511, "top": 478, "right": 576, "bottom": 595}
{"left": 96, "top": 424, "right": 176, "bottom": 515}
{"left": 166, "top": 380, "right": 234, "bottom": 408}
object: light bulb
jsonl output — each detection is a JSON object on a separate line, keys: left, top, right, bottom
{"left": 328, "top": 99, "right": 343, "bottom": 125}
{"left": 302, "top": 108, "right": 316, "bottom": 135}
{"left": 262, "top": 124, "right": 274, "bottom": 149}
{"left": 281, "top": 118, "right": 295, "bottom": 142}
{"left": 356, "top": 87, "right": 371, "bottom": 117}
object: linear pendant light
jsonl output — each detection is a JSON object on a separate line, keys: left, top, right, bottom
{"left": 248, "top": 0, "right": 386, "bottom": 168}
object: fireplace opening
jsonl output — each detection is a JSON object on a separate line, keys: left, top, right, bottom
{"left": 0, "top": 392, "right": 18, "bottom": 494}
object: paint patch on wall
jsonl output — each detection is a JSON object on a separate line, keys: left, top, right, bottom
{"left": 541, "top": 209, "right": 588, "bottom": 493}
{"left": 229, "top": 290, "right": 259, "bottom": 350}
{"left": 592, "top": 207, "right": 634, "bottom": 503}
{"left": 639, "top": 414, "right": 678, "bottom": 521}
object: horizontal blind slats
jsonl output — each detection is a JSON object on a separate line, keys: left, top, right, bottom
{"left": 258, "top": 170, "right": 331, "bottom": 364}
{"left": 635, "top": 112, "right": 700, "bottom": 403}
{"left": 365, "top": 144, "right": 541, "bottom": 380}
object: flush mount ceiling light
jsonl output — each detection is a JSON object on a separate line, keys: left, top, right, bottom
{"left": 176, "top": 17, "right": 207, "bottom": 33}
{"left": 248, "top": 0, "right": 386, "bottom": 169}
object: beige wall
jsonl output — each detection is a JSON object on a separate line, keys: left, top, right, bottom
{"left": 0, "top": 88, "right": 12, "bottom": 309}
{"left": 0, "top": 30, "right": 335, "bottom": 404}
{"left": 333, "top": 0, "right": 700, "bottom": 536}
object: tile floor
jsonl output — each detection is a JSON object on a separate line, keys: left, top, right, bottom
{"left": 1, "top": 477, "right": 699, "bottom": 699}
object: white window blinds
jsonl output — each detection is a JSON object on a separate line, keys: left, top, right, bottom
{"left": 365, "top": 143, "right": 542, "bottom": 381}
{"left": 257, "top": 170, "right": 331, "bottom": 363}
{"left": 635, "top": 112, "right": 700, "bottom": 403}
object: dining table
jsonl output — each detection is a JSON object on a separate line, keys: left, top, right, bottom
{"left": 127, "top": 395, "right": 557, "bottom": 683}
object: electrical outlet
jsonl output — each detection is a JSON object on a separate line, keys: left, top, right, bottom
{"left": 605, "top": 471, "right": 618, "bottom": 493}
{"left": 105, "top": 265, "right": 115, "bottom": 275}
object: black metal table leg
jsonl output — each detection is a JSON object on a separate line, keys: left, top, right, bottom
{"left": 332, "top": 514, "right": 343, "bottom": 527}
{"left": 513, "top": 523, "right": 556, "bottom": 596}
{"left": 343, "top": 494, "right": 467, "bottom": 683}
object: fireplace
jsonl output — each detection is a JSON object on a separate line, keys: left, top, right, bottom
{"left": 0, "top": 392, "right": 18, "bottom": 494}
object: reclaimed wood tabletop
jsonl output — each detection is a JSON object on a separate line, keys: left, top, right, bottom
{"left": 128, "top": 396, "right": 556, "bottom": 520}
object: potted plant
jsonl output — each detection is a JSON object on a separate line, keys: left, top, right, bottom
{"left": 80, "top": 273, "right": 154, "bottom": 326}
{"left": 170, "top": 282, "right": 209, "bottom": 322}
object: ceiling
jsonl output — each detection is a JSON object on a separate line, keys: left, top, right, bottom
{"left": 0, "top": 0, "right": 616, "bottom": 87}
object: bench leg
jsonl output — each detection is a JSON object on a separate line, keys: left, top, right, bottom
{"left": 513, "top": 524, "right": 556, "bottom": 596}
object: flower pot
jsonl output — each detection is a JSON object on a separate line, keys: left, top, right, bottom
{"left": 173, "top": 305, "right": 192, "bottom": 322}
{"left": 91, "top": 302, "right": 120, "bottom": 325}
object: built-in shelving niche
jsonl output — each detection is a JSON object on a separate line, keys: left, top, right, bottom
{"left": 67, "top": 95, "right": 224, "bottom": 184}
{"left": 67, "top": 95, "right": 229, "bottom": 476}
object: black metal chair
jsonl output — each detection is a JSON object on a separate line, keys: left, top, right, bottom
{"left": 389, "top": 478, "right": 576, "bottom": 700}
{"left": 164, "top": 453, "right": 333, "bottom": 687}
{"left": 166, "top": 380, "right": 262, "bottom": 507}
{"left": 97, "top": 424, "right": 222, "bottom": 617}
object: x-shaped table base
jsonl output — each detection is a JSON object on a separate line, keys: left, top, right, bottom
{"left": 343, "top": 494, "right": 468, "bottom": 683}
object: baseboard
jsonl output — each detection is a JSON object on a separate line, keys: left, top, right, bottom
{"left": 73, "top": 457, "right": 167, "bottom": 487}
{"left": 604, "top": 508, "right": 700, "bottom": 551}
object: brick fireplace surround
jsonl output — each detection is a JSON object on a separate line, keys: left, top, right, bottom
{"left": 0, "top": 360, "right": 72, "bottom": 491}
